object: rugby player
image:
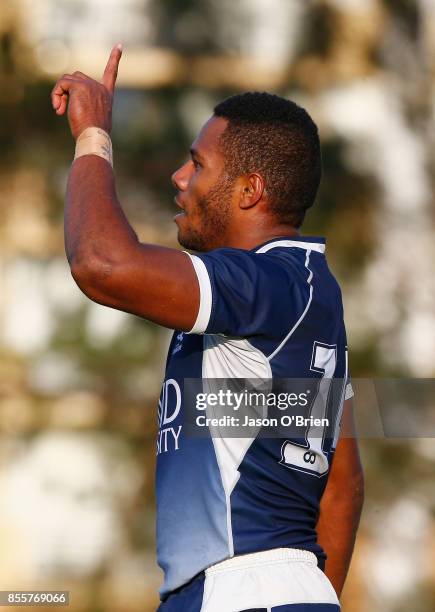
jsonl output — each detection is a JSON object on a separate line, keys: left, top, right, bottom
{"left": 52, "top": 45, "right": 364, "bottom": 612}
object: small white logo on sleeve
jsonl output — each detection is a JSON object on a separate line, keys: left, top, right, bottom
{"left": 173, "top": 332, "right": 184, "bottom": 355}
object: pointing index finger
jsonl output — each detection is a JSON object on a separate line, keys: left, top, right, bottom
{"left": 102, "top": 43, "right": 123, "bottom": 94}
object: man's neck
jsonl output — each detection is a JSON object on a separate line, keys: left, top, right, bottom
{"left": 223, "top": 223, "right": 301, "bottom": 251}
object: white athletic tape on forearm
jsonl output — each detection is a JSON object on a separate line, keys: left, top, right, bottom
{"left": 74, "top": 127, "right": 113, "bottom": 167}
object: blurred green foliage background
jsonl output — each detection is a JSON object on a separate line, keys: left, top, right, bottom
{"left": 0, "top": 1, "right": 434, "bottom": 611}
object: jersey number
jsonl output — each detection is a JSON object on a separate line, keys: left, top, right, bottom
{"left": 279, "top": 341, "right": 346, "bottom": 477}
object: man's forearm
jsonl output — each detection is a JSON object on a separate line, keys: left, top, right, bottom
{"left": 65, "top": 155, "right": 138, "bottom": 270}
{"left": 52, "top": 45, "right": 137, "bottom": 271}
{"left": 316, "top": 471, "right": 364, "bottom": 597}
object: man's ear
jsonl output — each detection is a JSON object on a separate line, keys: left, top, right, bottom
{"left": 238, "top": 173, "right": 265, "bottom": 210}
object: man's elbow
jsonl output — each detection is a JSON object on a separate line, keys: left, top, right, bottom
{"left": 69, "top": 256, "right": 114, "bottom": 303}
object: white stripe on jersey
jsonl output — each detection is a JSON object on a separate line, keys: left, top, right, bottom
{"left": 184, "top": 252, "right": 213, "bottom": 334}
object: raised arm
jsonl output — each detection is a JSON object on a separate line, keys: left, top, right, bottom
{"left": 316, "top": 398, "right": 364, "bottom": 598}
{"left": 51, "top": 46, "right": 199, "bottom": 330}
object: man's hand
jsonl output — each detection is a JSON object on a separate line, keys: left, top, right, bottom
{"left": 51, "top": 44, "right": 123, "bottom": 140}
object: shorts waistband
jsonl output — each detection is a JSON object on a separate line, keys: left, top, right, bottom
{"left": 205, "top": 548, "right": 317, "bottom": 575}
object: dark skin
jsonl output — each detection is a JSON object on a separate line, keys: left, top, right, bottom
{"left": 317, "top": 399, "right": 364, "bottom": 596}
{"left": 51, "top": 45, "right": 363, "bottom": 598}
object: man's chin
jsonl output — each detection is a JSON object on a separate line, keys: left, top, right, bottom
{"left": 177, "top": 228, "right": 207, "bottom": 252}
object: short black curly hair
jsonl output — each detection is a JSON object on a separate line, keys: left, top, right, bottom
{"left": 214, "top": 92, "right": 321, "bottom": 228}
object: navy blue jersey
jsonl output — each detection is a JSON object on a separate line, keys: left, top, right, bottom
{"left": 156, "top": 236, "right": 353, "bottom": 597}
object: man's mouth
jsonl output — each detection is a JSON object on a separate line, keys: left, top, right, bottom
{"left": 174, "top": 196, "right": 187, "bottom": 221}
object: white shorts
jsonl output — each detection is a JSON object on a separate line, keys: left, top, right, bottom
{"left": 159, "top": 547, "right": 341, "bottom": 612}
{"left": 202, "top": 548, "right": 340, "bottom": 611}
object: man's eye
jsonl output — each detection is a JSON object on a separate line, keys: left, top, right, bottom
{"left": 192, "top": 159, "right": 201, "bottom": 169}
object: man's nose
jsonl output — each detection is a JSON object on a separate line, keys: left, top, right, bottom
{"left": 171, "top": 161, "right": 190, "bottom": 191}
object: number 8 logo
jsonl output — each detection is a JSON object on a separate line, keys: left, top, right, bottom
{"left": 303, "top": 451, "right": 316, "bottom": 464}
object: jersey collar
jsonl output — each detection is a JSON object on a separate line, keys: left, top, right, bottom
{"left": 254, "top": 236, "right": 326, "bottom": 254}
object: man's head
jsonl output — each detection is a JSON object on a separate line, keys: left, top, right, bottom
{"left": 172, "top": 92, "right": 321, "bottom": 251}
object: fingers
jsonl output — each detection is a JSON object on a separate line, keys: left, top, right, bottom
{"left": 72, "top": 71, "right": 92, "bottom": 80}
{"left": 51, "top": 76, "right": 82, "bottom": 114}
{"left": 102, "top": 43, "right": 123, "bottom": 94}
{"left": 52, "top": 45, "right": 122, "bottom": 120}
{"left": 56, "top": 93, "right": 68, "bottom": 115}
